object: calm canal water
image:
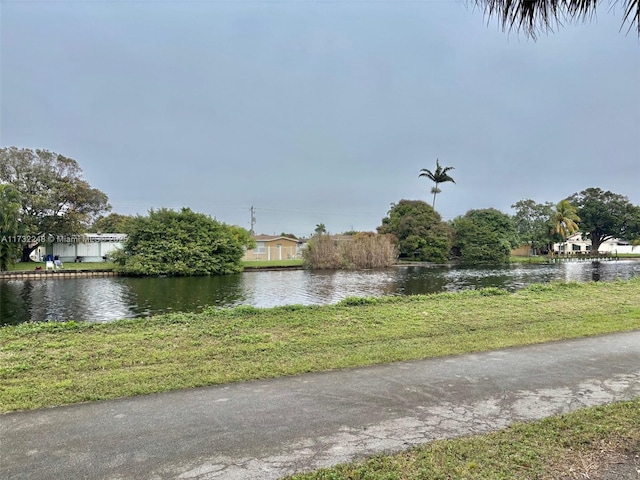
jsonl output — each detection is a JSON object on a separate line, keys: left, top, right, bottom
{"left": 1, "top": 261, "right": 639, "bottom": 325}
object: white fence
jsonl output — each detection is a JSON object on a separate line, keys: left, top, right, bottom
{"left": 242, "top": 245, "right": 300, "bottom": 261}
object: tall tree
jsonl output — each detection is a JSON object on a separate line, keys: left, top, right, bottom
{"left": 378, "top": 199, "right": 451, "bottom": 262}
{"left": 419, "top": 159, "right": 456, "bottom": 210}
{"left": 314, "top": 223, "right": 327, "bottom": 235}
{"left": 0, "top": 185, "right": 23, "bottom": 270}
{"left": 91, "top": 213, "right": 135, "bottom": 234}
{"left": 550, "top": 199, "right": 580, "bottom": 252}
{"left": 511, "top": 199, "right": 555, "bottom": 254}
{"left": 0, "top": 147, "right": 110, "bottom": 261}
{"left": 476, "top": 0, "right": 640, "bottom": 38}
{"left": 568, "top": 188, "right": 640, "bottom": 254}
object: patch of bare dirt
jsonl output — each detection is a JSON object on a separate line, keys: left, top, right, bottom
{"left": 553, "top": 448, "right": 640, "bottom": 479}
{"left": 595, "top": 452, "right": 640, "bottom": 480}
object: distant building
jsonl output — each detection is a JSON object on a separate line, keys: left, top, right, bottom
{"left": 242, "top": 235, "right": 303, "bottom": 261}
{"left": 31, "top": 233, "right": 127, "bottom": 263}
{"left": 553, "top": 233, "right": 638, "bottom": 255}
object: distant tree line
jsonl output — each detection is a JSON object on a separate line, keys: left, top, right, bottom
{"left": 375, "top": 188, "right": 640, "bottom": 265}
{"left": 512, "top": 189, "right": 640, "bottom": 256}
{"left": 3, "top": 147, "right": 639, "bottom": 272}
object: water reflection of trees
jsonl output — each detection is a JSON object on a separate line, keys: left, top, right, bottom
{"left": 7, "top": 280, "right": 56, "bottom": 324}
{"left": 1, "top": 281, "right": 32, "bottom": 325}
{"left": 592, "top": 263, "right": 601, "bottom": 282}
{"left": 241, "top": 270, "right": 307, "bottom": 308}
{"left": 124, "top": 274, "right": 247, "bottom": 316}
{"left": 0, "top": 278, "right": 138, "bottom": 325}
{"left": 399, "top": 266, "right": 449, "bottom": 295}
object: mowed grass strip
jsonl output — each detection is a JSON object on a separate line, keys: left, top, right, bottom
{"left": 242, "top": 259, "right": 304, "bottom": 268}
{"left": 5, "top": 261, "right": 115, "bottom": 271}
{"left": 286, "top": 398, "right": 640, "bottom": 479}
{"left": 1, "top": 279, "right": 639, "bottom": 412}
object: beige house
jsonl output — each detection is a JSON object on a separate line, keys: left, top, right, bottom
{"left": 242, "top": 235, "right": 302, "bottom": 261}
{"left": 511, "top": 244, "right": 536, "bottom": 256}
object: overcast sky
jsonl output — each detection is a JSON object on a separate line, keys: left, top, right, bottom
{"left": 1, "top": 1, "right": 639, "bottom": 237}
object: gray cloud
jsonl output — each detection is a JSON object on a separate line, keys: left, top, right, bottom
{"left": 1, "top": 1, "right": 638, "bottom": 236}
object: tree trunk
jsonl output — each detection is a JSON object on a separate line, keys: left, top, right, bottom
{"left": 589, "top": 232, "right": 616, "bottom": 256}
{"left": 21, "top": 244, "right": 37, "bottom": 263}
{"left": 432, "top": 182, "right": 438, "bottom": 209}
{"left": 590, "top": 234, "right": 604, "bottom": 256}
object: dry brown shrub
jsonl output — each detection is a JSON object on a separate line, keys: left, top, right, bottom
{"left": 303, "top": 233, "right": 398, "bottom": 269}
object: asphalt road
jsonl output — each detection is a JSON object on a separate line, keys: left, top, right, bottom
{"left": 2, "top": 330, "right": 640, "bottom": 479}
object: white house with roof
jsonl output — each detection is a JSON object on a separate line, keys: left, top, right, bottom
{"left": 31, "top": 233, "right": 127, "bottom": 263}
{"left": 553, "top": 232, "right": 638, "bottom": 255}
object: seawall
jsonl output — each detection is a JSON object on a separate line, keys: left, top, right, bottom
{"left": 0, "top": 270, "right": 118, "bottom": 281}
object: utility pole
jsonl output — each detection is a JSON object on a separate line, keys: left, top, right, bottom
{"left": 249, "top": 206, "right": 256, "bottom": 235}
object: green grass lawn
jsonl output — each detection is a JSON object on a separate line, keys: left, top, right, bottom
{"left": 7, "top": 256, "right": 635, "bottom": 272}
{"left": 242, "top": 259, "right": 304, "bottom": 268}
{"left": 6, "top": 260, "right": 304, "bottom": 272}
{"left": 2, "top": 278, "right": 639, "bottom": 413}
{"left": 6, "top": 261, "right": 115, "bottom": 272}
{"left": 509, "top": 255, "right": 548, "bottom": 264}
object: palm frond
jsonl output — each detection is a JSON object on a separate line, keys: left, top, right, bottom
{"left": 439, "top": 173, "right": 456, "bottom": 184}
{"left": 419, "top": 168, "right": 435, "bottom": 181}
{"left": 621, "top": 0, "right": 640, "bottom": 34}
{"left": 475, "top": 0, "right": 638, "bottom": 38}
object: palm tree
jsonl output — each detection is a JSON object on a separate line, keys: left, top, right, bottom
{"left": 550, "top": 199, "right": 580, "bottom": 254}
{"left": 419, "top": 159, "right": 455, "bottom": 210}
{"left": 476, "top": 0, "right": 639, "bottom": 38}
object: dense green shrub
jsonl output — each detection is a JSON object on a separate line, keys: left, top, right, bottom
{"left": 451, "top": 208, "right": 519, "bottom": 264}
{"left": 377, "top": 199, "right": 451, "bottom": 262}
{"left": 112, "top": 208, "right": 249, "bottom": 276}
